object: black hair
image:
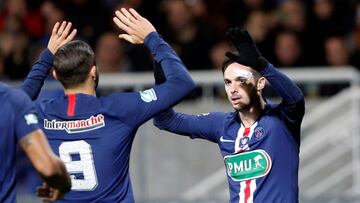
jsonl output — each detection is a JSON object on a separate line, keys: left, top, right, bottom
{"left": 221, "top": 52, "right": 261, "bottom": 79}
{"left": 53, "top": 40, "right": 96, "bottom": 89}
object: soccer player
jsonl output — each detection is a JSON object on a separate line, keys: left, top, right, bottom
{"left": 0, "top": 84, "right": 71, "bottom": 203}
{"left": 153, "top": 28, "right": 305, "bottom": 202}
{"left": 21, "top": 8, "right": 195, "bottom": 202}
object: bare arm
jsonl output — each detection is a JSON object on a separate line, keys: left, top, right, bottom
{"left": 19, "top": 129, "right": 71, "bottom": 202}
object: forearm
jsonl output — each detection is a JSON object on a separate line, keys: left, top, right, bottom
{"left": 155, "top": 109, "right": 195, "bottom": 136}
{"left": 260, "top": 63, "right": 304, "bottom": 104}
{"left": 20, "top": 130, "right": 71, "bottom": 193}
{"left": 145, "top": 32, "right": 195, "bottom": 98}
{"left": 21, "top": 49, "right": 53, "bottom": 100}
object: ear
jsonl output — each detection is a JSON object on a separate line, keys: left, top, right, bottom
{"left": 51, "top": 69, "right": 58, "bottom": 80}
{"left": 257, "top": 77, "right": 266, "bottom": 91}
{"left": 89, "top": 65, "right": 97, "bottom": 79}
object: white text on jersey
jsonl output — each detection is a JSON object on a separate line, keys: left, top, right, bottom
{"left": 44, "top": 114, "right": 105, "bottom": 133}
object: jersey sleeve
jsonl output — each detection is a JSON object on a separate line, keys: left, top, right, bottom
{"left": 153, "top": 108, "right": 224, "bottom": 143}
{"left": 108, "top": 32, "right": 195, "bottom": 127}
{"left": 21, "top": 48, "right": 53, "bottom": 100}
{"left": 260, "top": 63, "right": 305, "bottom": 137}
{"left": 9, "top": 89, "right": 41, "bottom": 140}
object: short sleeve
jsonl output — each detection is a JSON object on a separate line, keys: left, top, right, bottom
{"left": 10, "top": 89, "right": 40, "bottom": 140}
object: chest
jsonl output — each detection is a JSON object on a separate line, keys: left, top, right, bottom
{"left": 218, "top": 117, "right": 290, "bottom": 156}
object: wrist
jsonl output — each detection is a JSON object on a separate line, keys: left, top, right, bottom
{"left": 255, "top": 56, "right": 269, "bottom": 72}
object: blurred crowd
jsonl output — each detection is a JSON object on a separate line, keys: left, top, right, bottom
{"left": 0, "top": 0, "right": 360, "bottom": 81}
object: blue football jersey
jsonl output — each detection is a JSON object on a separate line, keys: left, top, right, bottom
{"left": 22, "top": 32, "right": 195, "bottom": 202}
{"left": 154, "top": 64, "right": 305, "bottom": 203}
{"left": 0, "top": 83, "right": 40, "bottom": 203}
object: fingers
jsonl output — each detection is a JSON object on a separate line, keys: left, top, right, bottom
{"left": 63, "top": 29, "right": 77, "bottom": 44}
{"left": 59, "top": 22, "right": 73, "bottom": 40}
{"left": 52, "top": 21, "right": 74, "bottom": 39}
{"left": 57, "top": 21, "right": 67, "bottom": 37}
{"left": 51, "top": 22, "right": 60, "bottom": 37}
{"left": 120, "top": 8, "right": 137, "bottom": 24}
{"left": 129, "top": 8, "right": 142, "bottom": 20}
{"left": 115, "top": 10, "right": 135, "bottom": 30}
{"left": 113, "top": 8, "right": 151, "bottom": 44}
{"left": 113, "top": 15, "right": 130, "bottom": 34}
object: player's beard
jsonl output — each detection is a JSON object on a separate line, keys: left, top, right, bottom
{"left": 94, "top": 68, "right": 99, "bottom": 90}
{"left": 235, "top": 87, "right": 260, "bottom": 112}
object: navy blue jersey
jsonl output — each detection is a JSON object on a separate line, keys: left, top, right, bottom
{"left": 0, "top": 83, "right": 40, "bottom": 203}
{"left": 154, "top": 64, "right": 305, "bottom": 203}
{"left": 21, "top": 32, "right": 195, "bottom": 202}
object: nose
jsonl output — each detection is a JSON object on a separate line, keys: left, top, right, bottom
{"left": 229, "top": 83, "right": 238, "bottom": 94}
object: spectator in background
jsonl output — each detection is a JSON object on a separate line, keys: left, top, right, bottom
{"left": 0, "top": 15, "right": 30, "bottom": 79}
{"left": 210, "top": 40, "right": 232, "bottom": 70}
{"left": 96, "top": 32, "right": 130, "bottom": 73}
{"left": 275, "top": 0, "right": 318, "bottom": 65}
{"left": 277, "top": 0, "right": 306, "bottom": 32}
{"left": 273, "top": 30, "right": 304, "bottom": 67}
{"left": 320, "top": 35, "right": 353, "bottom": 95}
{"left": 63, "top": 0, "right": 111, "bottom": 46}
{"left": 244, "top": 10, "right": 274, "bottom": 60}
{"left": 350, "top": 0, "right": 360, "bottom": 70}
{"left": 0, "top": 0, "right": 45, "bottom": 39}
{"left": 0, "top": 0, "right": 48, "bottom": 79}
{"left": 161, "top": 0, "right": 215, "bottom": 70}
{"left": 228, "top": 0, "right": 275, "bottom": 27}
{"left": 27, "top": 0, "right": 67, "bottom": 64}
{"left": 324, "top": 36, "right": 351, "bottom": 66}
{"left": 307, "top": 0, "right": 352, "bottom": 65}
{"left": 41, "top": 0, "right": 66, "bottom": 36}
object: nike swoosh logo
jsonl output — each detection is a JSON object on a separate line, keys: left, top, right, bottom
{"left": 220, "top": 136, "right": 235, "bottom": 142}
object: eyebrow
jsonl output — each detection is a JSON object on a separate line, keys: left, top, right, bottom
{"left": 224, "top": 76, "right": 248, "bottom": 81}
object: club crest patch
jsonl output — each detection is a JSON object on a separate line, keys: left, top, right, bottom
{"left": 239, "top": 137, "right": 249, "bottom": 148}
{"left": 254, "top": 127, "right": 265, "bottom": 140}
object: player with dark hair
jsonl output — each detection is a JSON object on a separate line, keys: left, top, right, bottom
{"left": 0, "top": 85, "right": 71, "bottom": 202}
{"left": 153, "top": 28, "right": 305, "bottom": 203}
{"left": 21, "top": 8, "right": 195, "bottom": 202}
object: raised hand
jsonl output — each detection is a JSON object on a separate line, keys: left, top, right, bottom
{"left": 113, "top": 8, "right": 156, "bottom": 44}
{"left": 47, "top": 21, "right": 77, "bottom": 54}
{"left": 225, "top": 27, "right": 268, "bottom": 72}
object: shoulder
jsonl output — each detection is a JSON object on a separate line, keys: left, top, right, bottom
{"left": 3, "top": 86, "right": 32, "bottom": 108}
{"left": 0, "top": 86, "right": 35, "bottom": 120}
{"left": 105, "top": 92, "right": 136, "bottom": 102}
{"left": 104, "top": 91, "right": 156, "bottom": 106}
{"left": 195, "top": 111, "right": 230, "bottom": 121}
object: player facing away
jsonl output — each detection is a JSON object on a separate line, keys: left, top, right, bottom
{"left": 21, "top": 8, "right": 195, "bottom": 202}
{"left": 153, "top": 28, "right": 305, "bottom": 203}
{"left": 0, "top": 83, "right": 71, "bottom": 203}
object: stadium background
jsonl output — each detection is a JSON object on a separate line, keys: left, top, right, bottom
{"left": 0, "top": 0, "right": 359, "bottom": 202}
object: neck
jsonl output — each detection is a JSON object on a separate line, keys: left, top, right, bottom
{"left": 238, "top": 97, "right": 266, "bottom": 128}
{"left": 64, "top": 84, "right": 96, "bottom": 96}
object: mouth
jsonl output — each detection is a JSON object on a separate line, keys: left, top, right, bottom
{"left": 230, "top": 96, "right": 241, "bottom": 103}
